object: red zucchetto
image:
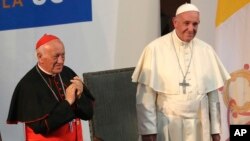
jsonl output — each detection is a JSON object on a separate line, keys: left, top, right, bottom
{"left": 36, "top": 34, "right": 59, "bottom": 49}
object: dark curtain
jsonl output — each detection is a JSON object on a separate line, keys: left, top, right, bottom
{"left": 160, "top": 0, "right": 190, "bottom": 36}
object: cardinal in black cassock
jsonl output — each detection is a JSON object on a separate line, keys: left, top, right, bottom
{"left": 7, "top": 34, "right": 95, "bottom": 141}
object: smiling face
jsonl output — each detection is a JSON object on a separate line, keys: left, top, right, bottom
{"left": 37, "top": 39, "right": 65, "bottom": 75}
{"left": 173, "top": 11, "right": 200, "bottom": 42}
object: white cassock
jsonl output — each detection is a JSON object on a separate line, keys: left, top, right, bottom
{"left": 132, "top": 30, "right": 230, "bottom": 141}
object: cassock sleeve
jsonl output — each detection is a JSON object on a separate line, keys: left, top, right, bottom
{"left": 75, "top": 86, "right": 95, "bottom": 120}
{"left": 208, "top": 90, "right": 221, "bottom": 134}
{"left": 27, "top": 100, "right": 75, "bottom": 134}
{"left": 136, "top": 83, "right": 157, "bottom": 135}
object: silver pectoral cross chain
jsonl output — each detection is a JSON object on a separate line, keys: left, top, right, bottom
{"left": 179, "top": 79, "right": 190, "bottom": 94}
{"left": 171, "top": 33, "right": 193, "bottom": 94}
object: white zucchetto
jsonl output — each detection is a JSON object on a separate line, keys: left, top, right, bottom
{"left": 176, "top": 3, "right": 200, "bottom": 15}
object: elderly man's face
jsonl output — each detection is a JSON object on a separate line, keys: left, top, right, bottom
{"left": 38, "top": 39, "right": 65, "bottom": 75}
{"left": 173, "top": 11, "right": 200, "bottom": 42}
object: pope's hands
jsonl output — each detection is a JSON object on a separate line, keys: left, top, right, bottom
{"left": 141, "top": 134, "right": 157, "bottom": 141}
{"left": 212, "top": 134, "right": 220, "bottom": 141}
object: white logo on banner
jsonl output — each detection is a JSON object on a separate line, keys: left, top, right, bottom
{"left": 33, "top": 0, "right": 63, "bottom": 5}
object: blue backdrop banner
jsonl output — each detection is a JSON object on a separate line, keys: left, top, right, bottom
{"left": 0, "top": 0, "right": 92, "bottom": 31}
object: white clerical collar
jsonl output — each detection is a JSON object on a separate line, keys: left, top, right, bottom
{"left": 173, "top": 30, "right": 190, "bottom": 46}
{"left": 37, "top": 64, "right": 55, "bottom": 76}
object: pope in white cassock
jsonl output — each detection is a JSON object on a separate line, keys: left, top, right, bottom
{"left": 132, "top": 3, "right": 230, "bottom": 141}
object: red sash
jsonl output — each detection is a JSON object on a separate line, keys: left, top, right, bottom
{"left": 25, "top": 119, "right": 83, "bottom": 141}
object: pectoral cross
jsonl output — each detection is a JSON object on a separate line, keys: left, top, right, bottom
{"left": 179, "top": 79, "right": 189, "bottom": 94}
